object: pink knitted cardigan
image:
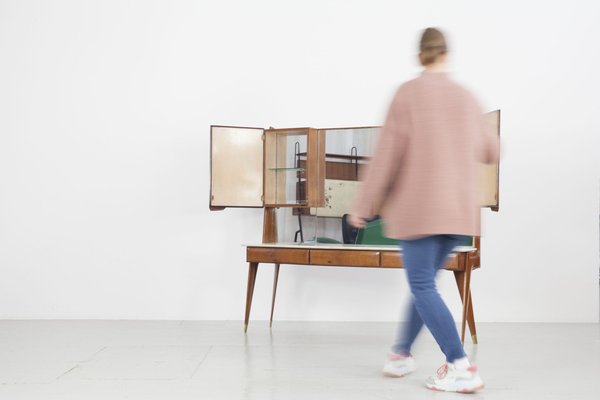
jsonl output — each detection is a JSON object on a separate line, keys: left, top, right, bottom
{"left": 351, "top": 72, "right": 499, "bottom": 239}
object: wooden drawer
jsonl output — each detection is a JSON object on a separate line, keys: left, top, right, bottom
{"left": 381, "top": 252, "right": 466, "bottom": 271}
{"left": 310, "top": 250, "right": 380, "bottom": 267}
{"left": 247, "top": 247, "right": 309, "bottom": 264}
{"left": 443, "top": 254, "right": 460, "bottom": 270}
{"left": 380, "top": 252, "right": 403, "bottom": 268}
{"left": 446, "top": 252, "right": 479, "bottom": 271}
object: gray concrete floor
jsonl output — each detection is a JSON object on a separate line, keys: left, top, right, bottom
{"left": 0, "top": 320, "right": 598, "bottom": 399}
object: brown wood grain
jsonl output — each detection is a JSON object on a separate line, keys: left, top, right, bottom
{"left": 310, "top": 250, "right": 380, "bottom": 267}
{"left": 247, "top": 247, "right": 309, "bottom": 264}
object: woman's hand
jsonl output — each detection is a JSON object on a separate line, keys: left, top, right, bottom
{"left": 347, "top": 214, "right": 367, "bottom": 229}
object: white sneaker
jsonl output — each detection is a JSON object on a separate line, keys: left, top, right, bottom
{"left": 425, "top": 363, "right": 484, "bottom": 393}
{"left": 382, "top": 353, "right": 417, "bottom": 377}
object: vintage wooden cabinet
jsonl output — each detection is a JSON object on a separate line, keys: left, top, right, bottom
{"left": 209, "top": 111, "right": 500, "bottom": 342}
{"left": 210, "top": 111, "right": 500, "bottom": 241}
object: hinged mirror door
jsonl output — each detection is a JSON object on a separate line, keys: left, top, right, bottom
{"left": 210, "top": 125, "right": 264, "bottom": 209}
{"left": 480, "top": 110, "right": 501, "bottom": 211}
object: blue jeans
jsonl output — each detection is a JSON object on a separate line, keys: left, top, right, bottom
{"left": 392, "top": 235, "right": 466, "bottom": 362}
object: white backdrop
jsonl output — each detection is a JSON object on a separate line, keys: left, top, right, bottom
{"left": 0, "top": 0, "right": 598, "bottom": 322}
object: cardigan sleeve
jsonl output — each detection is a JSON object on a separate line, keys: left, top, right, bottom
{"left": 350, "top": 88, "right": 408, "bottom": 220}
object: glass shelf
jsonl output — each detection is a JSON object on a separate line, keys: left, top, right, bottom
{"left": 288, "top": 200, "right": 308, "bottom": 204}
{"left": 268, "top": 167, "right": 306, "bottom": 172}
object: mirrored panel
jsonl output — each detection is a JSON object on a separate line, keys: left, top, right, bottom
{"left": 312, "top": 127, "right": 379, "bottom": 244}
{"left": 274, "top": 127, "right": 379, "bottom": 244}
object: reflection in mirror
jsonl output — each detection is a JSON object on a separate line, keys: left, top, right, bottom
{"left": 278, "top": 127, "right": 380, "bottom": 244}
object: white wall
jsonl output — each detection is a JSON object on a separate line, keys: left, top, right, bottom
{"left": 0, "top": 0, "right": 598, "bottom": 322}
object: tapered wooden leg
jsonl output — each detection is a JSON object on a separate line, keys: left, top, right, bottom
{"left": 462, "top": 263, "right": 473, "bottom": 343}
{"left": 454, "top": 268, "right": 477, "bottom": 344}
{"left": 269, "top": 264, "right": 280, "bottom": 328}
{"left": 244, "top": 262, "right": 259, "bottom": 333}
{"left": 466, "top": 290, "right": 477, "bottom": 344}
{"left": 454, "top": 268, "right": 468, "bottom": 344}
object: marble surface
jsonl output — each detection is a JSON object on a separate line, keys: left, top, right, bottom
{"left": 245, "top": 242, "right": 476, "bottom": 253}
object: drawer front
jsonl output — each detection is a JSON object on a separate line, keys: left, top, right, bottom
{"left": 444, "top": 253, "right": 479, "bottom": 271}
{"left": 381, "top": 252, "right": 463, "bottom": 270}
{"left": 310, "top": 250, "right": 380, "bottom": 267}
{"left": 247, "top": 248, "right": 309, "bottom": 264}
{"left": 380, "top": 252, "right": 403, "bottom": 268}
{"left": 444, "top": 254, "right": 460, "bottom": 271}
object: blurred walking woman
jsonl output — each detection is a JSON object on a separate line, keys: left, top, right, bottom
{"left": 348, "top": 27, "right": 499, "bottom": 393}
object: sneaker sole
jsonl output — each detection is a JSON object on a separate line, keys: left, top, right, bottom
{"left": 426, "top": 383, "right": 485, "bottom": 393}
{"left": 458, "top": 384, "right": 485, "bottom": 394}
{"left": 383, "top": 371, "right": 411, "bottom": 378}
